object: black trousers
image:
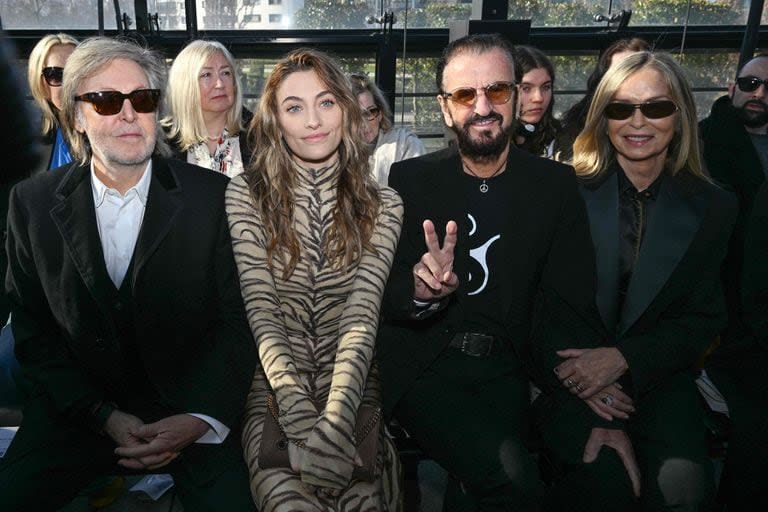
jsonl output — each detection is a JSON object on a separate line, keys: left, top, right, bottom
{"left": 538, "top": 372, "right": 717, "bottom": 512}
{"left": 0, "top": 394, "right": 254, "bottom": 512}
{"left": 707, "top": 353, "right": 768, "bottom": 512}
{"left": 394, "top": 348, "right": 542, "bottom": 512}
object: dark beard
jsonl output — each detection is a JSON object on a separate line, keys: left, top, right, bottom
{"left": 451, "top": 113, "right": 511, "bottom": 163}
{"left": 737, "top": 100, "right": 768, "bottom": 128}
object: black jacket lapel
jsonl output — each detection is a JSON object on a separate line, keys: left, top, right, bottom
{"left": 49, "top": 164, "right": 115, "bottom": 311}
{"left": 420, "top": 148, "right": 472, "bottom": 296}
{"left": 618, "top": 173, "right": 708, "bottom": 335}
{"left": 581, "top": 172, "right": 620, "bottom": 333}
{"left": 131, "top": 158, "right": 183, "bottom": 289}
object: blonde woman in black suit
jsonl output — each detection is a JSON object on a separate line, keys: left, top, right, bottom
{"left": 535, "top": 51, "right": 737, "bottom": 512}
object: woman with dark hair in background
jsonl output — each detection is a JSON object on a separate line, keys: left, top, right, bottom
{"left": 512, "top": 45, "right": 560, "bottom": 158}
{"left": 226, "top": 49, "right": 403, "bottom": 510}
{"left": 163, "top": 40, "right": 251, "bottom": 177}
{"left": 27, "top": 33, "right": 78, "bottom": 172}
{"left": 350, "top": 73, "right": 425, "bottom": 185}
{"left": 556, "top": 37, "right": 651, "bottom": 162}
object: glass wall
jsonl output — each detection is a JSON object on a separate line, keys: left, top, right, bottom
{"left": 0, "top": 0, "right": 135, "bottom": 30}
{"left": 3, "top": 0, "right": 763, "bottom": 146}
{"left": 1, "top": 1, "right": 763, "bottom": 30}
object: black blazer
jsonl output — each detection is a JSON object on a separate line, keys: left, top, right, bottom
{"left": 699, "top": 95, "right": 766, "bottom": 351}
{"left": 6, "top": 157, "right": 256, "bottom": 431}
{"left": 378, "top": 145, "right": 596, "bottom": 416}
{"left": 743, "top": 181, "right": 768, "bottom": 345}
{"left": 532, "top": 166, "right": 737, "bottom": 410}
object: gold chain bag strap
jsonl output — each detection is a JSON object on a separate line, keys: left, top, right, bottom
{"left": 258, "top": 393, "right": 382, "bottom": 482}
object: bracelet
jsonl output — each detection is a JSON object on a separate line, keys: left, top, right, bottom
{"left": 412, "top": 297, "right": 445, "bottom": 319}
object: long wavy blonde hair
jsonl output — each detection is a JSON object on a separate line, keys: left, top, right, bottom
{"left": 27, "top": 33, "right": 78, "bottom": 137}
{"left": 245, "top": 48, "right": 380, "bottom": 279}
{"left": 573, "top": 51, "right": 706, "bottom": 181}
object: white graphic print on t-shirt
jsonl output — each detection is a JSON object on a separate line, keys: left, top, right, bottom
{"left": 467, "top": 213, "right": 500, "bottom": 296}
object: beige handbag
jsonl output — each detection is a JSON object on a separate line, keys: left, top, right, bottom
{"left": 259, "top": 393, "right": 382, "bottom": 482}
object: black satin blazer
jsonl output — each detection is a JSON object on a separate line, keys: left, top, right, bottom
{"left": 579, "top": 164, "right": 737, "bottom": 396}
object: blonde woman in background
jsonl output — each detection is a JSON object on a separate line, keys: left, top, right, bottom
{"left": 350, "top": 73, "right": 425, "bottom": 185}
{"left": 163, "top": 40, "right": 251, "bottom": 177}
{"left": 27, "top": 33, "right": 78, "bottom": 172}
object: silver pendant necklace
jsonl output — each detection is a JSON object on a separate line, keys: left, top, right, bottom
{"left": 463, "top": 158, "right": 507, "bottom": 193}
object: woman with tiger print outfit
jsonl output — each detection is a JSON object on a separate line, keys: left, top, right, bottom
{"left": 225, "top": 48, "right": 404, "bottom": 511}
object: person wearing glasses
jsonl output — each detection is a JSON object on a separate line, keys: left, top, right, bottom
{"left": 377, "top": 33, "right": 597, "bottom": 510}
{"left": 350, "top": 73, "right": 426, "bottom": 185}
{"left": 163, "top": 40, "right": 252, "bottom": 178}
{"left": 536, "top": 52, "right": 736, "bottom": 511}
{"left": 700, "top": 53, "right": 768, "bottom": 510}
{"left": 512, "top": 45, "right": 560, "bottom": 158}
{"left": 0, "top": 37, "right": 257, "bottom": 511}
{"left": 27, "top": 33, "right": 78, "bottom": 173}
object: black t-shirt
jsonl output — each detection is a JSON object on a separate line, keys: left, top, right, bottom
{"left": 460, "top": 169, "right": 515, "bottom": 338}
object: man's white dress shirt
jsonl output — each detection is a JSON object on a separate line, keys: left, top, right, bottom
{"left": 90, "top": 162, "right": 228, "bottom": 443}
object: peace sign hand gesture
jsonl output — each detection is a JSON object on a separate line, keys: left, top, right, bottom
{"left": 413, "top": 220, "right": 459, "bottom": 301}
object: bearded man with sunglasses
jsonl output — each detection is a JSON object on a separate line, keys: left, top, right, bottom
{"left": 377, "top": 34, "right": 598, "bottom": 510}
{"left": 0, "top": 37, "right": 257, "bottom": 511}
{"left": 700, "top": 54, "right": 768, "bottom": 511}
{"left": 701, "top": 53, "right": 768, "bottom": 204}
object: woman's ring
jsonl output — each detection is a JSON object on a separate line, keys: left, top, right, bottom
{"left": 565, "top": 378, "right": 576, "bottom": 388}
{"left": 601, "top": 394, "right": 614, "bottom": 406}
{"left": 575, "top": 382, "right": 585, "bottom": 392}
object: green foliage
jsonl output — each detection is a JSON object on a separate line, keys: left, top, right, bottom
{"left": 630, "top": 0, "right": 740, "bottom": 25}
{"left": 392, "top": 0, "right": 747, "bottom": 29}
{"left": 294, "top": 0, "right": 372, "bottom": 30}
{"left": 551, "top": 55, "right": 597, "bottom": 91}
{"left": 399, "top": 4, "right": 472, "bottom": 29}
{"left": 507, "top": 0, "right": 600, "bottom": 27}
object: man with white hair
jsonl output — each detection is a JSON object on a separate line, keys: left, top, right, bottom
{"left": 0, "top": 37, "right": 256, "bottom": 511}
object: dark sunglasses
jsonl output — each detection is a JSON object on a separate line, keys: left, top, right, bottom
{"left": 74, "top": 89, "right": 161, "bottom": 116}
{"left": 736, "top": 76, "right": 768, "bottom": 93}
{"left": 362, "top": 106, "right": 381, "bottom": 121}
{"left": 42, "top": 66, "right": 64, "bottom": 87}
{"left": 442, "top": 81, "right": 515, "bottom": 107}
{"left": 604, "top": 100, "right": 678, "bottom": 120}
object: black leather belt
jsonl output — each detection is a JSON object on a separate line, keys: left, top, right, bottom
{"left": 448, "top": 332, "right": 496, "bottom": 357}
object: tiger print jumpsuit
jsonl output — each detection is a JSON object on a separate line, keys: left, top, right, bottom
{"left": 225, "top": 162, "right": 404, "bottom": 512}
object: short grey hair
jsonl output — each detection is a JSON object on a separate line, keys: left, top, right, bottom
{"left": 60, "top": 37, "right": 170, "bottom": 165}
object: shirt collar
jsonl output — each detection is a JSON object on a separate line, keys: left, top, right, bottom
{"left": 617, "top": 165, "right": 663, "bottom": 201}
{"left": 91, "top": 160, "right": 153, "bottom": 208}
